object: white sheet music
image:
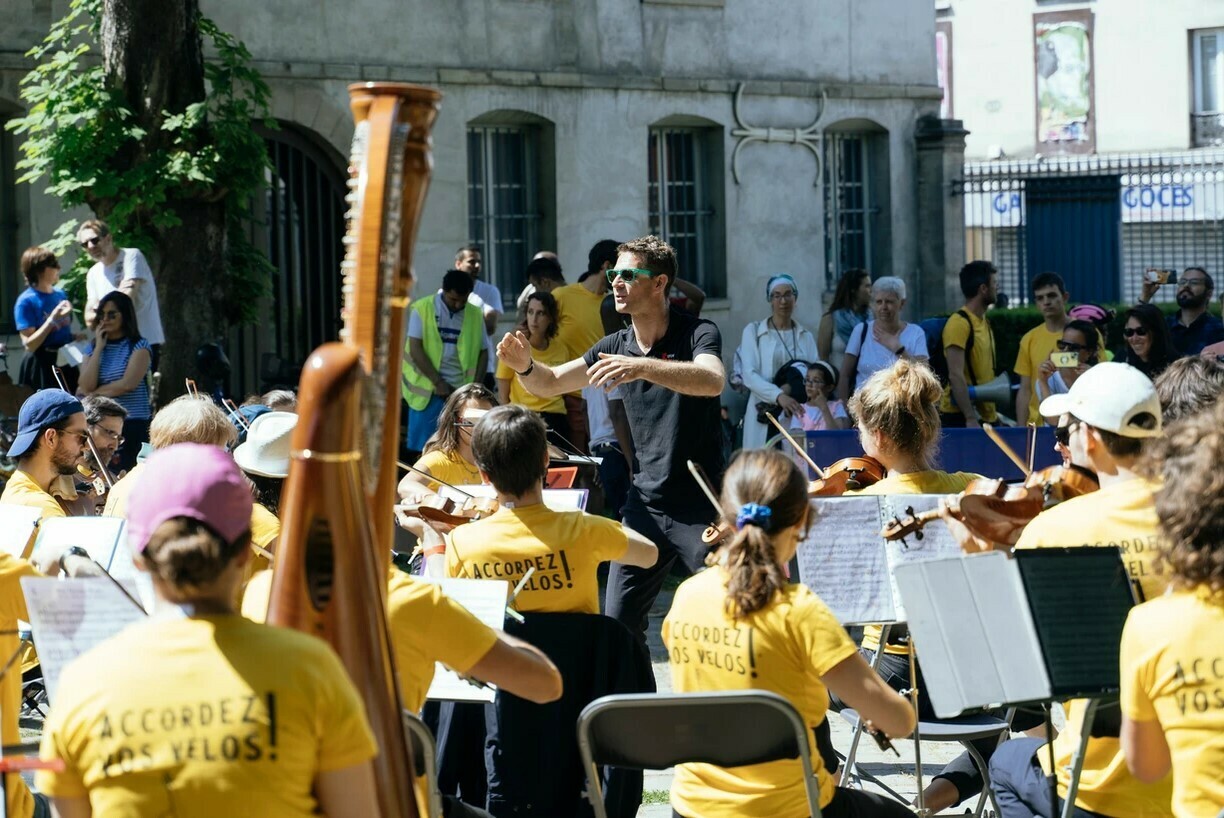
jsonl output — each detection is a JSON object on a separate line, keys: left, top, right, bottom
{"left": 0, "top": 504, "right": 43, "bottom": 558}
{"left": 33, "top": 517, "right": 127, "bottom": 572}
{"left": 796, "top": 495, "right": 964, "bottom": 625}
{"left": 797, "top": 497, "right": 894, "bottom": 623}
{"left": 446, "top": 485, "right": 589, "bottom": 512}
{"left": 21, "top": 577, "right": 146, "bottom": 705}
{"left": 424, "top": 578, "right": 509, "bottom": 703}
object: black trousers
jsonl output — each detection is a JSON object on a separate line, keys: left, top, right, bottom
{"left": 673, "top": 785, "right": 914, "bottom": 818}
{"left": 603, "top": 494, "right": 712, "bottom": 649}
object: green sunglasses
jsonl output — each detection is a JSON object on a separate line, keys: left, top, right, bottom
{"left": 605, "top": 267, "right": 655, "bottom": 284}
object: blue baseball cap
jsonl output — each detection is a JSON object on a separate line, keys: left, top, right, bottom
{"left": 7, "top": 390, "right": 85, "bottom": 459}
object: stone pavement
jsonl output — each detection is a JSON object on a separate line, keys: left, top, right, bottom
{"left": 636, "top": 583, "right": 969, "bottom": 818}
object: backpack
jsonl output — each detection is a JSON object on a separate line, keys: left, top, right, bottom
{"left": 922, "top": 309, "right": 976, "bottom": 387}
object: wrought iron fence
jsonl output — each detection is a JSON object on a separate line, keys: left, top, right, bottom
{"left": 959, "top": 150, "right": 1224, "bottom": 306}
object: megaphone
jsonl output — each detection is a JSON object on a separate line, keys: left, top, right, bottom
{"left": 968, "top": 373, "right": 1015, "bottom": 405}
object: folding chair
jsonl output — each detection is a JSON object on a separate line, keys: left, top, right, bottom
{"left": 403, "top": 709, "right": 442, "bottom": 818}
{"left": 839, "top": 707, "right": 1012, "bottom": 817}
{"left": 577, "top": 691, "right": 823, "bottom": 818}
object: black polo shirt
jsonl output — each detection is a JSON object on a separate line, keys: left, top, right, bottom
{"left": 1167, "top": 310, "right": 1224, "bottom": 357}
{"left": 583, "top": 307, "right": 725, "bottom": 514}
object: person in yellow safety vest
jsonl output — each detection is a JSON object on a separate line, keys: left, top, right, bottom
{"left": 403, "top": 268, "right": 489, "bottom": 456}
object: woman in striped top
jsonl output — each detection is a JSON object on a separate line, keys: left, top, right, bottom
{"left": 78, "top": 290, "right": 151, "bottom": 471}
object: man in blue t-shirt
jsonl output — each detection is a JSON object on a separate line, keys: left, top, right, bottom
{"left": 14, "top": 246, "right": 83, "bottom": 391}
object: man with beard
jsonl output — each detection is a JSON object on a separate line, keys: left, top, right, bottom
{"left": 1137, "top": 265, "right": 1224, "bottom": 356}
{"left": 940, "top": 260, "right": 1000, "bottom": 428}
{"left": 0, "top": 391, "right": 90, "bottom": 520}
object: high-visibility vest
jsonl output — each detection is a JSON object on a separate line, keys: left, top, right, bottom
{"left": 401, "top": 296, "right": 485, "bottom": 410}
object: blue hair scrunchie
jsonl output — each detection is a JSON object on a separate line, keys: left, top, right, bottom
{"left": 736, "top": 503, "right": 773, "bottom": 531}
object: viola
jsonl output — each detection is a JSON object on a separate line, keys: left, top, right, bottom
{"left": 1024, "top": 463, "right": 1099, "bottom": 505}
{"left": 397, "top": 492, "right": 500, "bottom": 528}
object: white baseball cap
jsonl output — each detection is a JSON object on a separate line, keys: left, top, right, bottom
{"left": 1038, "top": 362, "right": 1162, "bottom": 438}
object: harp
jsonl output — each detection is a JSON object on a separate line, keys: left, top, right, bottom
{"left": 267, "top": 82, "right": 441, "bottom": 818}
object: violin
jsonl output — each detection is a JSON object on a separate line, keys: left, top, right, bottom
{"left": 398, "top": 494, "right": 500, "bottom": 527}
{"left": 880, "top": 466, "right": 1099, "bottom": 546}
{"left": 807, "top": 456, "right": 886, "bottom": 496}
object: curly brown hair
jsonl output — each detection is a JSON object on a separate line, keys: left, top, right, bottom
{"left": 1151, "top": 402, "right": 1224, "bottom": 593}
{"left": 617, "top": 235, "right": 677, "bottom": 291}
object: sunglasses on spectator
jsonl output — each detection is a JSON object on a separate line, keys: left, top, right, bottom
{"left": 605, "top": 267, "right": 655, "bottom": 284}
{"left": 1055, "top": 340, "right": 1086, "bottom": 352}
{"left": 80, "top": 236, "right": 106, "bottom": 248}
{"left": 1123, "top": 327, "right": 1149, "bottom": 338}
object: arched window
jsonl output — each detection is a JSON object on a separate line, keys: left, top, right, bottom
{"left": 230, "top": 122, "right": 347, "bottom": 395}
{"left": 466, "top": 111, "right": 556, "bottom": 306}
{"left": 648, "top": 116, "right": 726, "bottom": 297}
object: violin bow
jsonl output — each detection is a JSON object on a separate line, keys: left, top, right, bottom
{"left": 50, "top": 366, "right": 115, "bottom": 489}
{"left": 185, "top": 379, "right": 199, "bottom": 399}
{"left": 223, "top": 398, "right": 251, "bottom": 431}
{"left": 982, "top": 424, "right": 1031, "bottom": 477}
{"left": 1026, "top": 423, "right": 1038, "bottom": 474}
{"left": 544, "top": 427, "right": 601, "bottom": 468}
{"left": 686, "top": 460, "right": 723, "bottom": 516}
{"left": 764, "top": 412, "right": 827, "bottom": 480}
{"left": 395, "top": 460, "right": 477, "bottom": 500}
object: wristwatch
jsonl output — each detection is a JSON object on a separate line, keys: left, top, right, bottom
{"left": 896, "top": 346, "right": 906, "bottom": 357}
{"left": 59, "top": 545, "right": 91, "bottom": 574}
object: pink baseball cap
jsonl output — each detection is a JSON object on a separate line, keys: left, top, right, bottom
{"left": 127, "top": 443, "right": 254, "bottom": 555}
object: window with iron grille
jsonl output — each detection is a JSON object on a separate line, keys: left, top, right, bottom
{"left": 823, "top": 134, "right": 873, "bottom": 290}
{"left": 467, "top": 126, "right": 543, "bottom": 305}
{"left": 648, "top": 127, "right": 725, "bottom": 297}
{"left": 1193, "top": 28, "right": 1224, "bottom": 147}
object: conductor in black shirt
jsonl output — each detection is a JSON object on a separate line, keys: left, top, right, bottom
{"left": 497, "top": 235, "right": 726, "bottom": 647}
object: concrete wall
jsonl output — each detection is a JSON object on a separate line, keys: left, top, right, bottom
{"left": 1, "top": 0, "right": 944, "bottom": 364}
{"left": 941, "top": 0, "right": 1224, "bottom": 158}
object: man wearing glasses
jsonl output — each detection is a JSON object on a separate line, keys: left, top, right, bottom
{"left": 77, "top": 219, "right": 165, "bottom": 370}
{"left": 497, "top": 235, "right": 725, "bottom": 648}
{"left": 50, "top": 395, "right": 129, "bottom": 517}
{"left": 0, "top": 391, "right": 90, "bottom": 520}
{"left": 1137, "top": 265, "right": 1224, "bottom": 356}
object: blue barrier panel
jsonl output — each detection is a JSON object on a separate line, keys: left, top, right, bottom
{"left": 799, "top": 426, "right": 1060, "bottom": 482}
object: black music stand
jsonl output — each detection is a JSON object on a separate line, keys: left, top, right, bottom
{"left": 894, "top": 547, "right": 1137, "bottom": 818}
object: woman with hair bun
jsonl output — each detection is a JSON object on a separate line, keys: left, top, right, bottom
{"left": 1119, "top": 401, "right": 1224, "bottom": 816}
{"left": 662, "top": 449, "right": 915, "bottom": 818}
{"left": 845, "top": 359, "right": 1014, "bottom": 814}
{"left": 37, "top": 444, "right": 378, "bottom": 817}
{"left": 847, "top": 359, "right": 979, "bottom": 495}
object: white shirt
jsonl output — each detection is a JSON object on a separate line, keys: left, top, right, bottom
{"left": 583, "top": 383, "right": 624, "bottom": 449}
{"left": 845, "top": 321, "right": 928, "bottom": 394}
{"left": 472, "top": 280, "right": 503, "bottom": 316}
{"left": 86, "top": 247, "right": 165, "bottom": 345}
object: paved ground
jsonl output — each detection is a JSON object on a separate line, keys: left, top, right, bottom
{"left": 637, "top": 583, "right": 969, "bottom": 817}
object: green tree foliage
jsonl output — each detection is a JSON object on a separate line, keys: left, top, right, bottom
{"left": 6, "top": 0, "right": 274, "bottom": 324}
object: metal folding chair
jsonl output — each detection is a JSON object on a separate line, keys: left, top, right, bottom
{"left": 577, "top": 690, "right": 823, "bottom": 818}
{"left": 402, "top": 709, "right": 442, "bottom": 818}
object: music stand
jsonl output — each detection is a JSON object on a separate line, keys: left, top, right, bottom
{"left": 894, "top": 547, "right": 1137, "bottom": 818}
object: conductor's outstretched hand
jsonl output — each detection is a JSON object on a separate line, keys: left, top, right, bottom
{"left": 497, "top": 330, "right": 533, "bottom": 373}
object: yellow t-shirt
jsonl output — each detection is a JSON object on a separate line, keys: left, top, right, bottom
{"left": 1120, "top": 589, "right": 1224, "bottom": 818}
{"left": 939, "top": 310, "right": 998, "bottom": 421}
{"left": 250, "top": 503, "right": 279, "bottom": 550}
{"left": 242, "top": 568, "right": 500, "bottom": 714}
{"left": 848, "top": 469, "right": 980, "bottom": 497}
{"left": 446, "top": 503, "right": 628, "bottom": 614}
{"left": 37, "top": 614, "right": 377, "bottom": 817}
{"left": 850, "top": 469, "right": 981, "bottom": 654}
{"left": 387, "top": 572, "right": 500, "bottom": 713}
{"left": 102, "top": 462, "right": 142, "bottom": 518}
{"left": 1015, "top": 477, "right": 1173, "bottom": 817}
{"left": 552, "top": 282, "right": 606, "bottom": 356}
{"left": 413, "top": 449, "right": 481, "bottom": 492}
{"left": 1014, "top": 323, "right": 1062, "bottom": 421}
{"left": 663, "top": 568, "right": 857, "bottom": 818}
{"left": 0, "top": 468, "right": 66, "bottom": 528}
{"left": 0, "top": 553, "right": 39, "bottom": 818}
{"left": 495, "top": 338, "right": 571, "bottom": 414}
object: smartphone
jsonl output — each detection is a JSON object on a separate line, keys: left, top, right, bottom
{"left": 1143, "top": 268, "right": 1177, "bottom": 285}
{"left": 1051, "top": 351, "right": 1079, "bottom": 368}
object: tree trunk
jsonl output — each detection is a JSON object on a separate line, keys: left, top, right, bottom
{"left": 98, "top": 0, "right": 222, "bottom": 398}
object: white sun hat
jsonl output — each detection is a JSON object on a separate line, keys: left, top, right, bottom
{"left": 232, "top": 411, "right": 298, "bottom": 478}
